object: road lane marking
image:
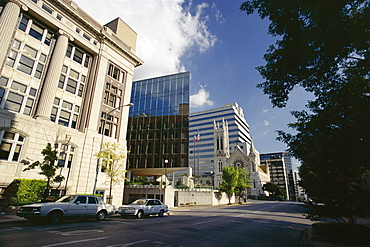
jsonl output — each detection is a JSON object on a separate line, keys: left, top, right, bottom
{"left": 0, "top": 227, "right": 22, "bottom": 232}
{"left": 41, "top": 237, "right": 108, "bottom": 247}
{"left": 48, "top": 229, "right": 105, "bottom": 236}
{"left": 193, "top": 219, "right": 217, "bottom": 225}
{"left": 106, "top": 240, "right": 149, "bottom": 247}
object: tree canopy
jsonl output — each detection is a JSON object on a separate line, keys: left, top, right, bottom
{"left": 241, "top": 0, "right": 370, "bottom": 223}
{"left": 220, "top": 166, "right": 251, "bottom": 204}
{"left": 95, "top": 142, "right": 127, "bottom": 203}
{"left": 234, "top": 167, "right": 251, "bottom": 203}
{"left": 220, "top": 166, "right": 238, "bottom": 204}
{"left": 262, "top": 182, "right": 286, "bottom": 200}
{"left": 23, "top": 143, "right": 64, "bottom": 201}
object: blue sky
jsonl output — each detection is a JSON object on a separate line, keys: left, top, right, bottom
{"left": 74, "top": 0, "right": 312, "bottom": 165}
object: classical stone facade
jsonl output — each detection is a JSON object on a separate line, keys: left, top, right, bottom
{"left": 0, "top": 0, "right": 142, "bottom": 205}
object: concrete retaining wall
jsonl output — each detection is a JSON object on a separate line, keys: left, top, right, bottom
{"left": 175, "top": 189, "right": 235, "bottom": 206}
{"left": 123, "top": 185, "right": 235, "bottom": 207}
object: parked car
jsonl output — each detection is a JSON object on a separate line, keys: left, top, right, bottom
{"left": 118, "top": 199, "right": 168, "bottom": 218}
{"left": 105, "top": 203, "right": 117, "bottom": 215}
{"left": 16, "top": 195, "right": 109, "bottom": 224}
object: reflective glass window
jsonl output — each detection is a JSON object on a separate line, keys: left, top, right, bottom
{"left": 29, "top": 22, "right": 44, "bottom": 41}
{"left": 18, "top": 17, "right": 28, "bottom": 32}
{"left": 4, "top": 92, "right": 23, "bottom": 112}
{"left": 73, "top": 49, "right": 83, "bottom": 64}
{"left": 66, "top": 78, "right": 77, "bottom": 94}
{"left": 10, "top": 81, "right": 27, "bottom": 93}
{"left": 23, "top": 45, "right": 37, "bottom": 58}
{"left": 5, "top": 50, "right": 17, "bottom": 67}
{"left": 17, "top": 55, "right": 35, "bottom": 75}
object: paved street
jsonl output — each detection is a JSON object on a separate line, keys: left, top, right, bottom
{"left": 0, "top": 201, "right": 311, "bottom": 247}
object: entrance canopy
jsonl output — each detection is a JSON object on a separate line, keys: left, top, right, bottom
{"left": 128, "top": 167, "right": 187, "bottom": 177}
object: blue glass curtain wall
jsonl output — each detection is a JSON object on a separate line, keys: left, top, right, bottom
{"left": 130, "top": 72, "right": 189, "bottom": 117}
{"left": 127, "top": 72, "right": 190, "bottom": 170}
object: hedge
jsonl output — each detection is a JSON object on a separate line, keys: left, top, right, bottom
{"left": 11, "top": 179, "right": 47, "bottom": 205}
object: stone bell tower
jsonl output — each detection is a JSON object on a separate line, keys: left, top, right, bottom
{"left": 213, "top": 118, "right": 230, "bottom": 187}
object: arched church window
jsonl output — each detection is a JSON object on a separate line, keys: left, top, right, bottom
{"left": 218, "top": 160, "right": 223, "bottom": 172}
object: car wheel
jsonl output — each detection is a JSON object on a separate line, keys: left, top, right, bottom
{"left": 136, "top": 210, "right": 143, "bottom": 219}
{"left": 96, "top": 210, "right": 107, "bottom": 221}
{"left": 158, "top": 210, "right": 164, "bottom": 217}
{"left": 47, "top": 211, "right": 62, "bottom": 224}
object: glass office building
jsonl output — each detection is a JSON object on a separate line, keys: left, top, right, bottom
{"left": 127, "top": 72, "right": 190, "bottom": 174}
{"left": 260, "top": 152, "right": 296, "bottom": 201}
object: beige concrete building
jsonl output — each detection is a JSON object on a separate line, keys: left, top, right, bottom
{"left": 0, "top": 0, "right": 143, "bottom": 206}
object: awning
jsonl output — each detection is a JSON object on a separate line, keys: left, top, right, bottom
{"left": 128, "top": 167, "right": 187, "bottom": 177}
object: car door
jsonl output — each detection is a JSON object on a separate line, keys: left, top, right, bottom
{"left": 144, "top": 200, "right": 154, "bottom": 215}
{"left": 86, "top": 196, "right": 99, "bottom": 216}
{"left": 67, "top": 195, "right": 87, "bottom": 216}
{"left": 151, "top": 200, "right": 163, "bottom": 214}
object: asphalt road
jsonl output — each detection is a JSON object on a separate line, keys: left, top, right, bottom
{"left": 0, "top": 200, "right": 311, "bottom": 247}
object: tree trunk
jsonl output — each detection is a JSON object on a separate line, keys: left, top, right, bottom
{"left": 43, "top": 178, "right": 51, "bottom": 202}
{"left": 108, "top": 177, "right": 113, "bottom": 204}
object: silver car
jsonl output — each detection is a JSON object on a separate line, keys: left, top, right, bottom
{"left": 16, "top": 195, "right": 109, "bottom": 223}
{"left": 118, "top": 199, "right": 168, "bottom": 218}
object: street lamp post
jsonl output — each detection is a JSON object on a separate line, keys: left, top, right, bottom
{"left": 160, "top": 159, "right": 168, "bottom": 204}
{"left": 210, "top": 171, "right": 214, "bottom": 189}
{"left": 92, "top": 103, "right": 133, "bottom": 195}
{"left": 164, "top": 159, "right": 168, "bottom": 188}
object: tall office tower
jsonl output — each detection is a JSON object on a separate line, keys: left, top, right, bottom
{"left": 189, "top": 102, "right": 252, "bottom": 180}
{"left": 260, "top": 152, "right": 296, "bottom": 201}
{"left": 0, "top": 0, "right": 142, "bottom": 205}
{"left": 126, "top": 72, "right": 190, "bottom": 179}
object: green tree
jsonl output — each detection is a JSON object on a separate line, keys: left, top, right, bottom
{"left": 262, "top": 182, "right": 286, "bottom": 201}
{"left": 219, "top": 166, "right": 238, "bottom": 204}
{"left": 23, "top": 143, "right": 64, "bottom": 201}
{"left": 240, "top": 0, "right": 370, "bottom": 223}
{"left": 95, "top": 142, "right": 127, "bottom": 204}
{"left": 234, "top": 167, "right": 251, "bottom": 203}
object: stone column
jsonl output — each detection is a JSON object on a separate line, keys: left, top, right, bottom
{"left": 0, "top": 1, "right": 27, "bottom": 68}
{"left": 35, "top": 30, "right": 73, "bottom": 119}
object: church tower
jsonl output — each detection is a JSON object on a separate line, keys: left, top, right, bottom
{"left": 213, "top": 119, "right": 230, "bottom": 187}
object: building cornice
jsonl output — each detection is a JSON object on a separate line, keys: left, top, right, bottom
{"left": 41, "top": 0, "right": 143, "bottom": 67}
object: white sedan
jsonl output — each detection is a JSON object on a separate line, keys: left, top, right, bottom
{"left": 16, "top": 195, "right": 109, "bottom": 223}
{"left": 118, "top": 199, "right": 168, "bottom": 218}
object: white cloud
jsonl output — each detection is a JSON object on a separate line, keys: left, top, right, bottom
{"left": 264, "top": 120, "right": 270, "bottom": 126}
{"left": 190, "top": 86, "right": 214, "bottom": 108}
{"left": 262, "top": 109, "right": 269, "bottom": 113}
{"left": 74, "top": 0, "right": 217, "bottom": 80}
{"left": 211, "top": 2, "right": 226, "bottom": 23}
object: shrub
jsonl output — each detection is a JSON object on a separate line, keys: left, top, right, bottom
{"left": 11, "top": 179, "right": 47, "bottom": 205}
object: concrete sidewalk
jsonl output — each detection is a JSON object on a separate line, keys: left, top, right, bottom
{"left": 0, "top": 206, "right": 26, "bottom": 223}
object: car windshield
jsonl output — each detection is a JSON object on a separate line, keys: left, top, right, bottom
{"left": 56, "top": 195, "right": 75, "bottom": 203}
{"left": 131, "top": 199, "right": 146, "bottom": 205}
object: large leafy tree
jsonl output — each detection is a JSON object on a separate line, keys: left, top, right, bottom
{"left": 95, "top": 142, "right": 127, "bottom": 204}
{"left": 262, "top": 182, "right": 286, "bottom": 201}
{"left": 240, "top": 0, "right": 370, "bottom": 223}
{"left": 234, "top": 167, "right": 251, "bottom": 203}
{"left": 220, "top": 166, "right": 238, "bottom": 204}
{"left": 23, "top": 143, "right": 64, "bottom": 201}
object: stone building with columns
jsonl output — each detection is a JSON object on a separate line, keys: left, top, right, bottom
{"left": 0, "top": 0, "right": 143, "bottom": 205}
